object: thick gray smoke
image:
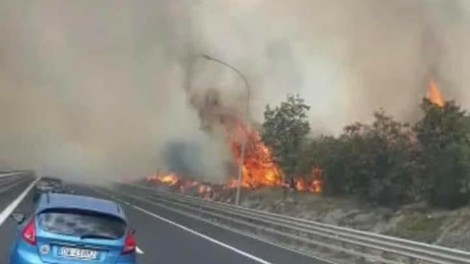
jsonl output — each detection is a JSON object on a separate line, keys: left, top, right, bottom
{"left": 0, "top": 0, "right": 468, "bottom": 183}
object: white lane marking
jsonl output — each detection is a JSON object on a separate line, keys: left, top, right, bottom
{"left": 141, "top": 194, "right": 337, "bottom": 264}
{"left": 136, "top": 246, "right": 145, "bottom": 255}
{"left": 0, "top": 178, "right": 40, "bottom": 226}
{"left": 0, "top": 178, "right": 29, "bottom": 194}
{"left": 133, "top": 206, "right": 272, "bottom": 264}
{"left": 99, "top": 190, "right": 272, "bottom": 264}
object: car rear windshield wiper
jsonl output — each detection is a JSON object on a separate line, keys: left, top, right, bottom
{"left": 80, "top": 234, "right": 116, "bottom": 240}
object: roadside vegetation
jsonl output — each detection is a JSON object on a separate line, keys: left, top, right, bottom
{"left": 261, "top": 94, "right": 470, "bottom": 209}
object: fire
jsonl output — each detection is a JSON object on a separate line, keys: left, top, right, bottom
{"left": 225, "top": 179, "right": 240, "bottom": 189}
{"left": 189, "top": 88, "right": 287, "bottom": 190}
{"left": 148, "top": 173, "right": 179, "bottom": 186}
{"left": 146, "top": 109, "right": 323, "bottom": 196}
{"left": 197, "top": 184, "right": 214, "bottom": 200}
{"left": 312, "top": 179, "right": 323, "bottom": 194}
{"left": 228, "top": 122, "right": 282, "bottom": 188}
{"left": 427, "top": 80, "right": 445, "bottom": 107}
{"left": 198, "top": 185, "right": 212, "bottom": 194}
{"left": 296, "top": 178, "right": 307, "bottom": 191}
{"left": 179, "top": 180, "right": 198, "bottom": 193}
{"left": 295, "top": 167, "right": 323, "bottom": 194}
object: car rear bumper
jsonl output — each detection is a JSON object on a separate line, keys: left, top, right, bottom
{"left": 11, "top": 245, "right": 137, "bottom": 264}
{"left": 11, "top": 251, "right": 136, "bottom": 264}
{"left": 9, "top": 247, "right": 44, "bottom": 264}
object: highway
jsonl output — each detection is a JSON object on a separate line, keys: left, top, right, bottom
{"left": 0, "top": 174, "right": 319, "bottom": 263}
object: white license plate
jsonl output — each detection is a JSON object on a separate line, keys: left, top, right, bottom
{"left": 59, "top": 247, "right": 99, "bottom": 260}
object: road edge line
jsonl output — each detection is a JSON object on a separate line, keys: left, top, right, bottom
{"left": 133, "top": 205, "right": 272, "bottom": 264}
{"left": 119, "top": 187, "right": 336, "bottom": 264}
{"left": 0, "top": 177, "right": 39, "bottom": 226}
{"left": 136, "top": 246, "right": 145, "bottom": 255}
{"left": 96, "top": 188, "right": 272, "bottom": 264}
{"left": 141, "top": 193, "right": 338, "bottom": 264}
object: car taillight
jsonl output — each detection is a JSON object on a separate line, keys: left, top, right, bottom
{"left": 121, "top": 231, "right": 136, "bottom": 254}
{"left": 21, "top": 217, "right": 36, "bottom": 245}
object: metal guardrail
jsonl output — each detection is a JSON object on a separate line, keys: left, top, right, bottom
{"left": 124, "top": 184, "right": 470, "bottom": 264}
{"left": 0, "top": 172, "right": 26, "bottom": 178}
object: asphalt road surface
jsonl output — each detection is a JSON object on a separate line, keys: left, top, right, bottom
{"left": 0, "top": 177, "right": 319, "bottom": 264}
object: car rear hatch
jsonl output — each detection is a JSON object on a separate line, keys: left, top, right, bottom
{"left": 36, "top": 181, "right": 53, "bottom": 192}
{"left": 35, "top": 208, "right": 127, "bottom": 263}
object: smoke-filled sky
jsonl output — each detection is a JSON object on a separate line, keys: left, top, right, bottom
{"left": 0, "top": 0, "right": 468, "bottom": 183}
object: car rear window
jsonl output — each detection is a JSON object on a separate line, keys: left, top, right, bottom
{"left": 37, "top": 209, "right": 126, "bottom": 239}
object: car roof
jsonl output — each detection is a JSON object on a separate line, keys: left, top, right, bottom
{"left": 41, "top": 177, "right": 61, "bottom": 181}
{"left": 37, "top": 193, "right": 126, "bottom": 221}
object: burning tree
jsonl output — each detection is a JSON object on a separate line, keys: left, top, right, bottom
{"left": 159, "top": 70, "right": 470, "bottom": 209}
{"left": 228, "top": 122, "right": 282, "bottom": 188}
{"left": 188, "top": 87, "right": 283, "bottom": 189}
{"left": 303, "top": 80, "right": 470, "bottom": 208}
{"left": 415, "top": 93, "right": 470, "bottom": 208}
{"left": 427, "top": 80, "right": 445, "bottom": 107}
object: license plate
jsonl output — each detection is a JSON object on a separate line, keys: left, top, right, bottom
{"left": 59, "top": 247, "right": 99, "bottom": 260}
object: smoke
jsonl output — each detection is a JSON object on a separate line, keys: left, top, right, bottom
{"left": 0, "top": 0, "right": 468, "bottom": 183}
{"left": 189, "top": 0, "right": 470, "bottom": 130}
{"left": 0, "top": 0, "right": 218, "bottom": 183}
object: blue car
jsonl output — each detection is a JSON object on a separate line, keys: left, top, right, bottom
{"left": 9, "top": 193, "right": 137, "bottom": 264}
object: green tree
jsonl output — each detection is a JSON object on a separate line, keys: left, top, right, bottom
{"left": 361, "top": 111, "right": 418, "bottom": 206}
{"left": 414, "top": 99, "right": 470, "bottom": 208}
{"left": 304, "top": 110, "right": 418, "bottom": 206}
{"left": 262, "top": 94, "right": 310, "bottom": 183}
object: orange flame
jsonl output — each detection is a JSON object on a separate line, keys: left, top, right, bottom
{"left": 295, "top": 167, "right": 323, "bottom": 194}
{"left": 148, "top": 173, "right": 179, "bottom": 186}
{"left": 146, "top": 121, "right": 323, "bottom": 196}
{"left": 198, "top": 185, "right": 212, "bottom": 194}
{"left": 179, "top": 180, "right": 198, "bottom": 193}
{"left": 312, "top": 179, "right": 323, "bottom": 194}
{"left": 228, "top": 122, "right": 282, "bottom": 188}
{"left": 427, "top": 80, "right": 445, "bottom": 107}
{"left": 225, "top": 179, "right": 240, "bottom": 189}
{"left": 296, "top": 178, "right": 307, "bottom": 191}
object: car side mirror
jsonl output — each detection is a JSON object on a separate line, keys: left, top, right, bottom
{"left": 10, "top": 213, "right": 26, "bottom": 225}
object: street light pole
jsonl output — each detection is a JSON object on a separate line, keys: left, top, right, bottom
{"left": 201, "top": 54, "right": 250, "bottom": 206}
